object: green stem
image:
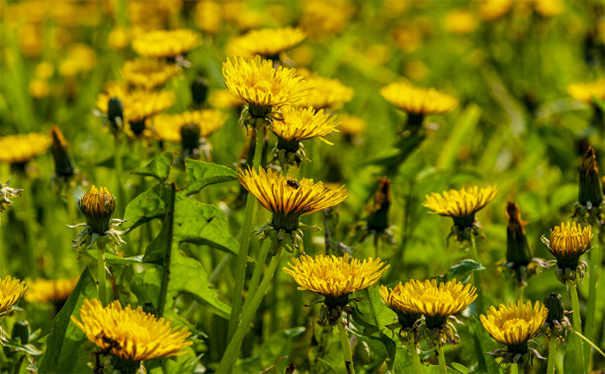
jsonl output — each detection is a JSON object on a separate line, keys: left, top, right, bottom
{"left": 584, "top": 231, "right": 602, "bottom": 370}
{"left": 569, "top": 281, "right": 585, "bottom": 373}
{"left": 509, "top": 363, "right": 519, "bottom": 374}
{"left": 409, "top": 335, "right": 423, "bottom": 374}
{"left": 242, "top": 239, "right": 271, "bottom": 312}
{"left": 547, "top": 338, "right": 557, "bottom": 374}
{"left": 375, "top": 236, "right": 381, "bottom": 259}
{"left": 338, "top": 320, "right": 355, "bottom": 374}
{"left": 227, "top": 122, "right": 265, "bottom": 341}
{"left": 114, "top": 139, "right": 126, "bottom": 216}
{"left": 437, "top": 344, "right": 447, "bottom": 374}
{"left": 97, "top": 240, "right": 107, "bottom": 306}
{"left": 469, "top": 234, "right": 484, "bottom": 313}
{"left": 217, "top": 248, "right": 283, "bottom": 374}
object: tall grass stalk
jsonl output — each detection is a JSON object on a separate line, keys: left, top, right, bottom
{"left": 569, "top": 280, "right": 585, "bottom": 373}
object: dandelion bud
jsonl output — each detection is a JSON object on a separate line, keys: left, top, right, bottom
{"left": 578, "top": 146, "right": 603, "bottom": 208}
{"left": 367, "top": 177, "right": 391, "bottom": 233}
{"left": 191, "top": 77, "right": 209, "bottom": 106}
{"left": 51, "top": 125, "right": 75, "bottom": 180}
{"left": 180, "top": 123, "right": 201, "bottom": 152}
{"left": 544, "top": 293, "right": 564, "bottom": 324}
{"left": 78, "top": 186, "right": 116, "bottom": 235}
{"left": 107, "top": 97, "right": 124, "bottom": 134}
{"left": 11, "top": 320, "right": 30, "bottom": 345}
{"left": 505, "top": 202, "right": 531, "bottom": 267}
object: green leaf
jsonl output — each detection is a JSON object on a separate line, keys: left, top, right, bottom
{"left": 131, "top": 151, "right": 175, "bottom": 182}
{"left": 468, "top": 317, "right": 502, "bottom": 374}
{"left": 182, "top": 159, "right": 237, "bottom": 195}
{"left": 173, "top": 196, "right": 238, "bottom": 255}
{"left": 123, "top": 184, "right": 168, "bottom": 231}
{"left": 130, "top": 267, "right": 162, "bottom": 308}
{"left": 104, "top": 253, "right": 145, "bottom": 265}
{"left": 444, "top": 260, "right": 485, "bottom": 284}
{"left": 393, "top": 345, "right": 415, "bottom": 374}
{"left": 38, "top": 269, "right": 97, "bottom": 373}
{"left": 436, "top": 104, "right": 482, "bottom": 170}
{"left": 237, "top": 327, "right": 305, "bottom": 373}
{"left": 450, "top": 362, "right": 471, "bottom": 374}
{"left": 351, "top": 287, "right": 397, "bottom": 336}
{"left": 164, "top": 250, "right": 231, "bottom": 319}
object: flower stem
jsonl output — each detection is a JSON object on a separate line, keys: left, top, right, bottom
{"left": 227, "top": 123, "right": 265, "bottom": 341}
{"left": 469, "top": 233, "right": 484, "bottom": 313}
{"left": 409, "top": 335, "right": 423, "bottom": 374}
{"left": 241, "top": 239, "right": 271, "bottom": 312}
{"left": 217, "top": 248, "right": 283, "bottom": 374}
{"left": 584, "top": 230, "right": 602, "bottom": 370}
{"left": 437, "top": 344, "right": 447, "bottom": 374}
{"left": 547, "top": 338, "right": 557, "bottom": 374}
{"left": 114, "top": 138, "right": 126, "bottom": 216}
{"left": 509, "top": 363, "right": 519, "bottom": 374}
{"left": 97, "top": 241, "right": 107, "bottom": 306}
{"left": 569, "top": 280, "right": 585, "bottom": 373}
{"left": 338, "top": 319, "right": 355, "bottom": 374}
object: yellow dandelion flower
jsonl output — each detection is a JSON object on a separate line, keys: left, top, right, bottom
{"left": 546, "top": 222, "right": 592, "bottom": 260}
{"left": 0, "top": 133, "right": 51, "bottom": 164}
{"left": 424, "top": 186, "right": 498, "bottom": 230}
{"left": 542, "top": 222, "right": 592, "bottom": 283}
{"left": 380, "top": 82, "right": 458, "bottom": 115}
{"left": 25, "top": 278, "right": 77, "bottom": 304}
{"left": 297, "top": 70, "right": 353, "bottom": 110}
{"left": 108, "top": 26, "right": 130, "bottom": 50}
{"left": 393, "top": 279, "right": 477, "bottom": 323}
{"left": 222, "top": 56, "right": 309, "bottom": 116}
{"left": 227, "top": 27, "right": 306, "bottom": 59}
{"left": 533, "top": 0, "right": 565, "bottom": 17}
{"left": 480, "top": 300, "right": 547, "bottom": 348}
{"left": 122, "top": 60, "right": 181, "bottom": 90}
{"left": 271, "top": 106, "right": 339, "bottom": 144}
{"left": 567, "top": 80, "right": 605, "bottom": 104}
{"left": 209, "top": 89, "right": 244, "bottom": 109}
{"left": 132, "top": 29, "right": 200, "bottom": 59}
{"left": 479, "top": 0, "right": 513, "bottom": 22}
{"left": 284, "top": 253, "right": 389, "bottom": 297}
{"left": 379, "top": 284, "right": 421, "bottom": 329}
{"left": 71, "top": 299, "right": 192, "bottom": 361}
{"left": 29, "top": 79, "right": 50, "bottom": 98}
{"left": 96, "top": 83, "right": 175, "bottom": 134}
{"left": 35, "top": 62, "right": 54, "bottom": 79}
{"left": 338, "top": 115, "right": 366, "bottom": 137}
{"left": 0, "top": 275, "right": 27, "bottom": 314}
{"left": 239, "top": 167, "right": 347, "bottom": 231}
{"left": 444, "top": 10, "right": 478, "bottom": 35}
{"left": 194, "top": 0, "right": 222, "bottom": 34}
{"left": 153, "top": 110, "right": 227, "bottom": 143}
{"left": 299, "top": 0, "right": 354, "bottom": 39}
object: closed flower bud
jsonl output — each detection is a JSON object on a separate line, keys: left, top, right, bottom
{"left": 544, "top": 293, "right": 564, "bottom": 324}
{"left": 367, "top": 177, "right": 391, "bottom": 233}
{"left": 506, "top": 202, "right": 531, "bottom": 267}
{"left": 107, "top": 97, "right": 124, "bottom": 134}
{"left": 79, "top": 186, "right": 116, "bottom": 235}
{"left": 50, "top": 126, "right": 75, "bottom": 180}
{"left": 11, "top": 320, "right": 30, "bottom": 345}
{"left": 180, "top": 122, "right": 201, "bottom": 152}
{"left": 578, "top": 146, "right": 603, "bottom": 208}
{"left": 191, "top": 77, "right": 209, "bottom": 106}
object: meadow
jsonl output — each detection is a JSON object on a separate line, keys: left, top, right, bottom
{"left": 0, "top": 1, "right": 604, "bottom": 373}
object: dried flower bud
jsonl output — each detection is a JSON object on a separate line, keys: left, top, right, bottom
{"left": 506, "top": 202, "right": 531, "bottom": 267}
{"left": 578, "top": 146, "right": 604, "bottom": 208}
{"left": 51, "top": 126, "right": 75, "bottom": 179}
{"left": 544, "top": 293, "right": 564, "bottom": 324}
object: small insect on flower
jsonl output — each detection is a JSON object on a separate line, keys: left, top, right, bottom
{"left": 287, "top": 180, "right": 300, "bottom": 189}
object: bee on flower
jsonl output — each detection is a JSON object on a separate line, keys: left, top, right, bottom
{"left": 238, "top": 167, "right": 347, "bottom": 250}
